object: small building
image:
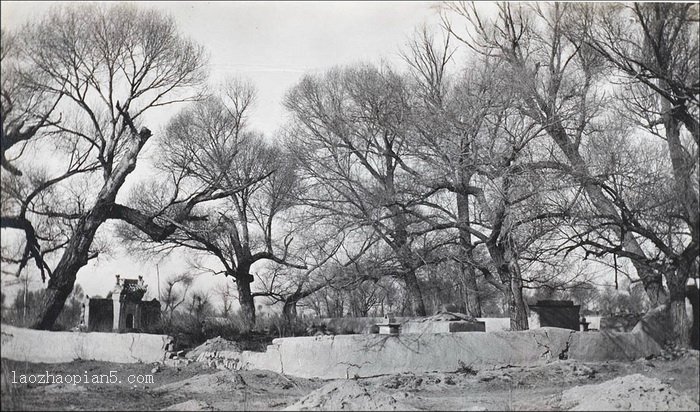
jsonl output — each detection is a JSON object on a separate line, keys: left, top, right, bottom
{"left": 80, "top": 275, "right": 160, "bottom": 332}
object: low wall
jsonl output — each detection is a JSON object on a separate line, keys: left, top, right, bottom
{"left": 231, "top": 326, "right": 663, "bottom": 379}
{"left": 235, "top": 326, "right": 664, "bottom": 379}
{"left": 568, "top": 330, "right": 662, "bottom": 361}
{"left": 0, "top": 324, "right": 170, "bottom": 364}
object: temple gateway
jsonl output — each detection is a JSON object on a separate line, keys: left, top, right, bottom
{"left": 80, "top": 275, "right": 161, "bottom": 332}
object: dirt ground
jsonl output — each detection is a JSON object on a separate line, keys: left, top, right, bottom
{"left": 2, "top": 351, "right": 699, "bottom": 411}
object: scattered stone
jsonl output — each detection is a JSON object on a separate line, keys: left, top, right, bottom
{"left": 425, "top": 376, "right": 442, "bottom": 385}
{"left": 186, "top": 336, "right": 243, "bottom": 360}
{"left": 159, "top": 371, "right": 247, "bottom": 394}
{"left": 164, "top": 358, "right": 193, "bottom": 368}
{"left": 572, "top": 364, "right": 595, "bottom": 378}
{"left": 43, "top": 384, "right": 87, "bottom": 394}
{"left": 162, "top": 399, "right": 218, "bottom": 411}
{"left": 382, "top": 374, "right": 424, "bottom": 390}
{"left": 284, "top": 380, "right": 417, "bottom": 411}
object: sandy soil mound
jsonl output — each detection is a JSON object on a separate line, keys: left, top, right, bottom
{"left": 284, "top": 380, "right": 417, "bottom": 411}
{"left": 561, "top": 373, "right": 700, "bottom": 411}
{"left": 158, "top": 370, "right": 247, "bottom": 393}
{"left": 185, "top": 337, "right": 243, "bottom": 359}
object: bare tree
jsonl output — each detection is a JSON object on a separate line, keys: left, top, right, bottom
{"left": 0, "top": 4, "right": 235, "bottom": 329}
{"left": 214, "top": 280, "right": 235, "bottom": 318}
{"left": 121, "top": 80, "right": 306, "bottom": 331}
{"left": 1, "top": 27, "right": 68, "bottom": 282}
{"left": 186, "top": 289, "right": 213, "bottom": 321}
{"left": 572, "top": 3, "right": 699, "bottom": 347}
{"left": 441, "top": 2, "right": 671, "bottom": 309}
{"left": 254, "top": 231, "right": 345, "bottom": 323}
{"left": 1, "top": 28, "right": 62, "bottom": 176}
{"left": 402, "top": 28, "right": 483, "bottom": 318}
{"left": 160, "top": 272, "right": 194, "bottom": 326}
{"left": 284, "top": 64, "right": 447, "bottom": 316}
{"left": 403, "top": 31, "right": 570, "bottom": 329}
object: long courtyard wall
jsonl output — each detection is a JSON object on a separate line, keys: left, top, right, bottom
{"left": 231, "top": 327, "right": 662, "bottom": 379}
{"left": 1, "top": 324, "right": 170, "bottom": 364}
{"left": 2, "top": 316, "right": 664, "bottom": 379}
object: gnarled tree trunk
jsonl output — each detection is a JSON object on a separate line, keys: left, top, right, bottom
{"left": 35, "top": 126, "right": 151, "bottom": 329}
{"left": 282, "top": 299, "right": 298, "bottom": 323}
{"left": 667, "top": 264, "right": 693, "bottom": 348}
{"left": 235, "top": 272, "right": 256, "bottom": 332}
{"left": 36, "top": 213, "right": 102, "bottom": 329}
{"left": 403, "top": 269, "right": 427, "bottom": 316}
{"left": 506, "top": 257, "right": 529, "bottom": 331}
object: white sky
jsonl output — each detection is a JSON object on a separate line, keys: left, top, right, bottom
{"left": 2, "top": 1, "right": 445, "bottom": 137}
{"left": 0, "top": 1, "right": 446, "bottom": 303}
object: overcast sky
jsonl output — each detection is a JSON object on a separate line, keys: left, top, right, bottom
{"left": 1, "top": 1, "right": 446, "bottom": 302}
{"left": 3, "top": 1, "right": 444, "bottom": 137}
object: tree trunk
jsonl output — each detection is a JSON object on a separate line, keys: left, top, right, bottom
{"left": 507, "top": 262, "right": 529, "bottom": 331}
{"left": 461, "top": 262, "right": 481, "bottom": 317}
{"left": 636, "top": 265, "right": 668, "bottom": 308}
{"left": 235, "top": 275, "right": 256, "bottom": 331}
{"left": 34, "top": 126, "right": 151, "bottom": 330}
{"left": 457, "top": 191, "right": 482, "bottom": 318}
{"left": 282, "top": 299, "right": 298, "bottom": 323}
{"left": 403, "top": 270, "right": 427, "bottom": 316}
{"left": 487, "top": 231, "right": 529, "bottom": 331}
{"left": 659, "top": 81, "right": 698, "bottom": 349}
{"left": 388, "top": 199, "right": 428, "bottom": 317}
{"left": 36, "top": 209, "right": 106, "bottom": 329}
{"left": 667, "top": 266, "right": 691, "bottom": 348}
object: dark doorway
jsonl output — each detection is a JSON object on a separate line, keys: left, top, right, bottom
{"left": 126, "top": 314, "right": 134, "bottom": 329}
